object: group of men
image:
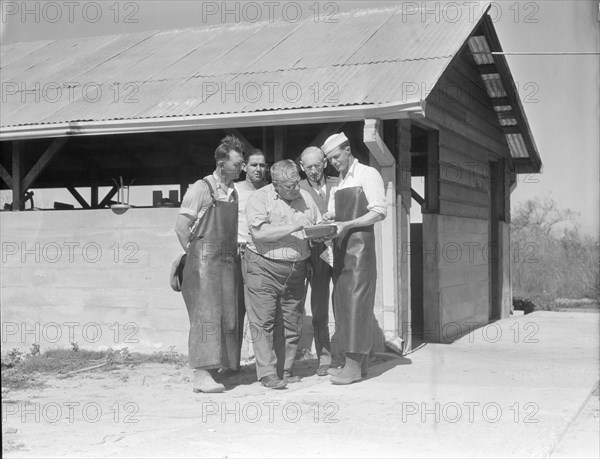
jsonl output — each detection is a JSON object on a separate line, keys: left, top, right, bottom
{"left": 174, "top": 132, "right": 387, "bottom": 393}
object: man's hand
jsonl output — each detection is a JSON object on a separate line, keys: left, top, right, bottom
{"left": 335, "top": 221, "right": 352, "bottom": 244}
{"left": 322, "top": 212, "right": 336, "bottom": 222}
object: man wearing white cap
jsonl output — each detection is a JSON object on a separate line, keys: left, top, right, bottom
{"left": 321, "top": 132, "right": 387, "bottom": 385}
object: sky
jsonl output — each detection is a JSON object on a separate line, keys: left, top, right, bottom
{"left": 1, "top": 0, "right": 599, "bottom": 235}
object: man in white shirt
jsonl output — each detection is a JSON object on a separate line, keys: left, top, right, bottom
{"left": 321, "top": 132, "right": 387, "bottom": 385}
{"left": 233, "top": 148, "right": 268, "bottom": 368}
{"left": 299, "top": 147, "right": 338, "bottom": 376}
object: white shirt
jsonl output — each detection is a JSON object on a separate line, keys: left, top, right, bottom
{"left": 328, "top": 158, "right": 387, "bottom": 218}
{"left": 234, "top": 180, "right": 262, "bottom": 244}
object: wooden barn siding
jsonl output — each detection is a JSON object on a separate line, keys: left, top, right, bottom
{"left": 423, "top": 58, "right": 512, "bottom": 341}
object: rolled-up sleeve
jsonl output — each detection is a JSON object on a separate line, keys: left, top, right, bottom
{"left": 246, "top": 190, "right": 269, "bottom": 230}
{"left": 363, "top": 167, "right": 387, "bottom": 218}
{"left": 179, "top": 181, "right": 210, "bottom": 219}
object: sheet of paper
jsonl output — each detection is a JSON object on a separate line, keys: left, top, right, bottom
{"left": 320, "top": 242, "right": 334, "bottom": 268}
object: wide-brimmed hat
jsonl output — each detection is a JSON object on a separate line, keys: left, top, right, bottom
{"left": 170, "top": 253, "right": 187, "bottom": 292}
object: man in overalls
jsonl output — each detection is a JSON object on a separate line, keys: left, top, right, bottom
{"left": 299, "top": 146, "right": 338, "bottom": 376}
{"left": 321, "top": 133, "right": 387, "bottom": 385}
{"left": 174, "top": 135, "right": 244, "bottom": 393}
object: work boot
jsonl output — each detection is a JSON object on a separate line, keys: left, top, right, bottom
{"left": 330, "top": 353, "right": 363, "bottom": 385}
{"left": 316, "top": 364, "right": 331, "bottom": 376}
{"left": 193, "top": 369, "right": 225, "bottom": 393}
{"left": 327, "top": 354, "right": 369, "bottom": 377}
{"left": 283, "top": 371, "right": 302, "bottom": 383}
{"left": 260, "top": 375, "right": 287, "bottom": 390}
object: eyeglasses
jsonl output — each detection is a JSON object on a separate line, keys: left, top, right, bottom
{"left": 304, "top": 163, "right": 324, "bottom": 171}
{"left": 276, "top": 180, "right": 301, "bottom": 190}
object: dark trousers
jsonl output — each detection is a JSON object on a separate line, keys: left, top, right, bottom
{"left": 234, "top": 249, "right": 248, "bottom": 369}
{"left": 244, "top": 252, "right": 307, "bottom": 380}
{"left": 309, "top": 242, "right": 333, "bottom": 365}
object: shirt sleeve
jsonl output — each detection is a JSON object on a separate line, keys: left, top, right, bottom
{"left": 179, "top": 181, "right": 211, "bottom": 219}
{"left": 246, "top": 190, "right": 269, "bottom": 229}
{"left": 362, "top": 167, "right": 388, "bottom": 218}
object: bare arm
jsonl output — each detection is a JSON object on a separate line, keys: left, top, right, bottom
{"left": 174, "top": 214, "right": 195, "bottom": 252}
{"left": 335, "top": 210, "right": 385, "bottom": 241}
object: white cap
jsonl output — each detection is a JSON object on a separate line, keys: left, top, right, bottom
{"left": 321, "top": 132, "right": 348, "bottom": 154}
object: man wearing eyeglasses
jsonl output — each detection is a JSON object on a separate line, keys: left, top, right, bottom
{"left": 299, "top": 146, "right": 338, "bottom": 376}
{"left": 244, "top": 160, "right": 322, "bottom": 389}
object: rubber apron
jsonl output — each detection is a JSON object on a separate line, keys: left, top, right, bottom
{"left": 332, "top": 186, "right": 376, "bottom": 354}
{"left": 182, "top": 177, "right": 240, "bottom": 369}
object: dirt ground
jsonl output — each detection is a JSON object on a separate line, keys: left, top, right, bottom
{"left": 1, "top": 355, "right": 397, "bottom": 458}
{"left": 2, "top": 311, "right": 598, "bottom": 458}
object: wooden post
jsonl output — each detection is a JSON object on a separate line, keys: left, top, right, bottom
{"left": 426, "top": 130, "right": 439, "bottom": 212}
{"left": 11, "top": 141, "right": 22, "bottom": 211}
{"left": 363, "top": 119, "right": 397, "bottom": 352}
{"left": 397, "top": 119, "right": 412, "bottom": 352}
{"left": 261, "top": 127, "right": 268, "bottom": 156}
{"left": 90, "top": 169, "right": 98, "bottom": 208}
{"left": 274, "top": 126, "right": 286, "bottom": 161}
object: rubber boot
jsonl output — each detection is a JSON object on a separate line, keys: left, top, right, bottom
{"left": 330, "top": 353, "right": 363, "bottom": 385}
{"left": 328, "top": 354, "right": 369, "bottom": 377}
{"left": 193, "top": 369, "right": 225, "bottom": 393}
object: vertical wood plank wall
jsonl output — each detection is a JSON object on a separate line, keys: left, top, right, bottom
{"left": 423, "top": 57, "right": 513, "bottom": 341}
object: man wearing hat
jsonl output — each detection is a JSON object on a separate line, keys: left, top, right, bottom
{"left": 299, "top": 146, "right": 338, "bottom": 376}
{"left": 174, "top": 135, "right": 244, "bottom": 393}
{"left": 244, "top": 159, "right": 321, "bottom": 389}
{"left": 321, "top": 132, "right": 387, "bottom": 385}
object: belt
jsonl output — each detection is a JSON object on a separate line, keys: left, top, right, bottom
{"left": 245, "top": 248, "right": 308, "bottom": 265}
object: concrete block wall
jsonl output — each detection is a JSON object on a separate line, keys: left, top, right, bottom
{"left": 1, "top": 208, "right": 323, "bottom": 359}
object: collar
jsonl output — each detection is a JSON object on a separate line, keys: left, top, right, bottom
{"left": 307, "top": 176, "right": 326, "bottom": 189}
{"left": 212, "top": 171, "right": 233, "bottom": 193}
{"left": 340, "top": 157, "right": 359, "bottom": 181}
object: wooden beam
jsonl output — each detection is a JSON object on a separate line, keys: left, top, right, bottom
{"left": 66, "top": 185, "right": 91, "bottom": 209}
{"left": 397, "top": 119, "right": 412, "bottom": 353}
{"left": 497, "top": 111, "right": 515, "bottom": 120}
{"left": 274, "top": 126, "right": 286, "bottom": 161}
{"left": 426, "top": 130, "right": 439, "bottom": 213}
{"left": 491, "top": 97, "right": 511, "bottom": 107}
{"left": 364, "top": 119, "right": 397, "bottom": 352}
{"left": 180, "top": 145, "right": 193, "bottom": 199}
{"left": 0, "top": 162, "right": 12, "bottom": 188}
{"left": 12, "top": 141, "right": 22, "bottom": 211}
{"left": 261, "top": 127, "right": 268, "bottom": 156}
{"left": 309, "top": 122, "right": 345, "bottom": 148}
{"left": 411, "top": 188, "right": 425, "bottom": 207}
{"left": 98, "top": 186, "right": 119, "bottom": 208}
{"left": 477, "top": 64, "right": 499, "bottom": 75}
{"left": 223, "top": 128, "right": 254, "bottom": 153}
{"left": 22, "top": 137, "right": 68, "bottom": 190}
{"left": 502, "top": 126, "right": 521, "bottom": 135}
{"left": 91, "top": 185, "right": 99, "bottom": 208}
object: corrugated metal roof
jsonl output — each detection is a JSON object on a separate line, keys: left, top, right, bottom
{"left": 1, "top": 2, "right": 490, "bottom": 129}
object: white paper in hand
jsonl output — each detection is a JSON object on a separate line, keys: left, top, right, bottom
{"left": 320, "top": 242, "right": 334, "bottom": 268}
